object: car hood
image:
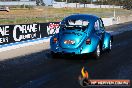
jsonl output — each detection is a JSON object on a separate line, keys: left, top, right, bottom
{"left": 59, "top": 30, "right": 87, "bottom": 49}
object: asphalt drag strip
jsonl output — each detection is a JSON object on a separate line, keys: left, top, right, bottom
{"left": 0, "top": 22, "right": 132, "bottom": 88}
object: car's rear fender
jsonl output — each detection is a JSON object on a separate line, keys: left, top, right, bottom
{"left": 103, "top": 32, "right": 111, "bottom": 49}
{"left": 80, "top": 34, "right": 100, "bottom": 54}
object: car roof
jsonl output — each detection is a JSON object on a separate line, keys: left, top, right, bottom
{"left": 63, "top": 14, "right": 99, "bottom": 22}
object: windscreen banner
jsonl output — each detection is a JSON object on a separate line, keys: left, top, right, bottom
{"left": 0, "top": 22, "right": 60, "bottom": 45}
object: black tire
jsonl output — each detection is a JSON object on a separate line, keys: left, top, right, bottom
{"left": 107, "top": 39, "right": 112, "bottom": 53}
{"left": 93, "top": 44, "right": 101, "bottom": 59}
{"left": 51, "top": 51, "right": 60, "bottom": 58}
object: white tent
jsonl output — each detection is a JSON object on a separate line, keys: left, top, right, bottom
{"left": 43, "top": 0, "right": 53, "bottom": 6}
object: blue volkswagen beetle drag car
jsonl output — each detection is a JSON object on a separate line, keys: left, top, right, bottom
{"left": 50, "top": 14, "right": 112, "bottom": 59}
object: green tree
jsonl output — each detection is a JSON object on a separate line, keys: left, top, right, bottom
{"left": 122, "top": 0, "right": 132, "bottom": 10}
{"left": 94, "top": 0, "right": 123, "bottom": 5}
{"left": 36, "top": 0, "right": 45, "bottom": 6}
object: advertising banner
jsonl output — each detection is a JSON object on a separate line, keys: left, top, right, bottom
{"left": 0, "top": 22, "right": 60, "bottom": 45}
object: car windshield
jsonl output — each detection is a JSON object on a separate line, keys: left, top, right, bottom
{"left": 61, "top": 19, "right": 89, "bottom": 31}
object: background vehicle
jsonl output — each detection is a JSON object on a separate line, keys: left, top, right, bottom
{"left": 0, "top": 6, "right": 10, "bottom": 12}
{"left": 50, "top": 14, "right": 112, "bottom": 59}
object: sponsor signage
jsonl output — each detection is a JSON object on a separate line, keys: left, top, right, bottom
{"left": 0, "top": 22, "right": 60, "bottom": 45}
{"left": 47, "top": 23, "right": 60, "bottom": 35}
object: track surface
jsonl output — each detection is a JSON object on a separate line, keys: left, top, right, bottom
{"left": 0, "top": 22, "right": 132, "bottom": 88}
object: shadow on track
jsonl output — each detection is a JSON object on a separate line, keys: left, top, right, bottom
{"left": 0, "top": 48, "right": 111, "bottom": 88}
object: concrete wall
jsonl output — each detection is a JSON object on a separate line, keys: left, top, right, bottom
{"left": 102, "top": 15, "right": 132, "bottom": 26}
{"left": 53, "top": 2, "right": 121, "bottom": 8}
{"left": 102, "top": 18, "right": 113, "bottom": 26}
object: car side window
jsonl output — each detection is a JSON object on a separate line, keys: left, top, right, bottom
{"left": 94, "top": 20, "right": 100, "bottom": 31}
{"left": 99, "top": 18, "right": 105, "bottom": 30}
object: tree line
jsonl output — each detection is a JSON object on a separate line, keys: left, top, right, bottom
{"left": 54, "top": 0, "right": 132, "bottom": 9}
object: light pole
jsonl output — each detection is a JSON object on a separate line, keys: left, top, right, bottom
{"left": 91, "top": 0, "right": 93, "bottom": 4}
{"left": 113, "top": 1, "right": 116, "bottom": 18}
{"left": 66, "top": 0, "right": 67, "bottom": 3}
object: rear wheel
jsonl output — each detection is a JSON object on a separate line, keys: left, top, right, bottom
{"left": 109, "top": 39, "right": 112, "bottom": 50}
{"left": 51, "top": 51, "right": 60, "bottom": 58}
{"left": 94, "top": 44, "right": 101, "bottom": 59}
{"left": 107, "top": 39, "right": 112, "bottom": 52}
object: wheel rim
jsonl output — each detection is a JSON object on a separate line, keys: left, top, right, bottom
{"left": 97, "top": 45, "right": 100, "bottom": 57}
{"left": 109, "top": 40, "right": 112, "bottom": 50}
